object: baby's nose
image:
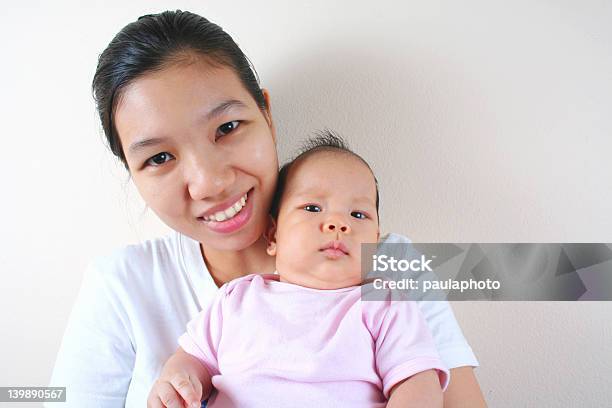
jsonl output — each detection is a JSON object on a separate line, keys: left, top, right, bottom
{"left": 323, "top": 220, "right": 351, "bottom": 234}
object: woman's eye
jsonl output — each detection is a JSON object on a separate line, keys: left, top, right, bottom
{"left": 145, "top": 152, "right": 174, "bottom": 167}
{"left": 217, "top": 121, "right": 241, "bottom": 138}
{"left": 351, "top": 211, "right": 367, "bottom": 220}
{"left": 304, "top": 205, "right": 321, "bottom": 212}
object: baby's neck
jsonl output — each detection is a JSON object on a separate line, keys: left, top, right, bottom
{"left": 276, "top": 269, "right": 362, "bottom": 290}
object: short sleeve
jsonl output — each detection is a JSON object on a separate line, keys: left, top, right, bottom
{"left": 178, "top": 286, "right": 226, "bottom": 377}
{"left": 46, "top": 261, "right": 135, "bottom": 407}
{"left": 382, "top": 233, "right": 479, "bottom": 369}
{"left": 416, "top": 300, "right": 479, "bottom": 369}
{"left": 369, "top": 300, "right": 450, "bottom": 398}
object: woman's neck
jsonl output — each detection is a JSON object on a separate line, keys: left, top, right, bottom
{"left": 200, "top": 236, "right": 276, "bottom": 287}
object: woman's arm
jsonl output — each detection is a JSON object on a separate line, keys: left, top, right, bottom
{"left": 47, "top": 262, "right": 135, "bottom": 407}
{"left": 443, "top": 366, "right": 487, "bottom": 408}
{"left": 387, "top": 369, "right": 443, "bottom": 408}
{"left": 381, "top": 234, "right": 486, "bottom": 406}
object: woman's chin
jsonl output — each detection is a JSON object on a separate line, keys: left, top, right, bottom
{"left": 197, "top": 222, "right": 264, "bottom": 252}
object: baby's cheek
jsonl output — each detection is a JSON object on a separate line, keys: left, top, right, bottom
{"left": 274, "top": 251, "right": 294, "bottom": 277}
{"left": 352, "top": 244, "right": 370, "bottom": 279}
{"left": 276, "top": 237, "right": 306, "bottom": 271}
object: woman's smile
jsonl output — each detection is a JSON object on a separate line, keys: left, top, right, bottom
{"left": 197, "top": 188, "right": 254, "bottom": 234}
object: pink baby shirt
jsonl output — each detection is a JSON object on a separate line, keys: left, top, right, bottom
{"left": 179, "top": 274, "right": 449, "bottom": 407}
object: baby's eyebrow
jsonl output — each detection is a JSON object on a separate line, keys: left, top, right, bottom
{"left": 352, "top": 196, "right": 377, "bottom": 205}
{"left": 288, "top": 190, "right": 375, "bottom": 206}
{"left": 287, "top": 190, "right": 325, "bottom": 200}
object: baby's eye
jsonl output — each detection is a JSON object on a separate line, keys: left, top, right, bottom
{"left": 217, "top": 121, "right": 241, "bottom": 138}
{"left": 303, "top": 205, "right": 321, "bottom": 212}
{"left": 351, "top": 211, "right": 367, "bottom": 220}
{"left": 145, "top": 152, "right": 175, "bottom": 167}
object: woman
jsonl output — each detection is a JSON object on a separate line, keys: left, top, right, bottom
{"left": 49, "top": 10, "right": 486, "bottom": 407}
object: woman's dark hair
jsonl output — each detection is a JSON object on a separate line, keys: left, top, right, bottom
{"left": 92, "top": 10, "right": 267, "bottom": 168}
{"left": 270, "top": 130, "right": 380, "bottom": 222}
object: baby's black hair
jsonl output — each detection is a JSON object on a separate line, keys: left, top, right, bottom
{"left": 270, "top": 130, "right": 380, "bottom": 221}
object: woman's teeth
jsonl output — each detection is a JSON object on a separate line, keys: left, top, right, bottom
{"left": 203, "top": 194, "right": 248, "bottom": 222}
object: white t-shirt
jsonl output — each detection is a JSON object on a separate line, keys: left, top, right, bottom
{"left": 47, "top": 232, "right": 478, "bottom": 407}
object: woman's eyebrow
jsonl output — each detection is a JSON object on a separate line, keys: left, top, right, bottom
{"left": 128, "top": 137, "right": 168, "bottom": 154}
{"left": 206, "top": 99, "right": 248, "bottom": 120}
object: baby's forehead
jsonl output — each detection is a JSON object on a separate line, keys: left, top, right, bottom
{"left": 284, "top": 150, "right": 377, "bottom": 198}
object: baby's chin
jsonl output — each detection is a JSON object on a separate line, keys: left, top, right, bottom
{"left": 278, "top": 269, "right": 363, "bottom": 290}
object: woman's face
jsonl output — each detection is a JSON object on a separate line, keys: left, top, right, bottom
{"left": 114, "top": 58, "right": 278, "bottom": 251}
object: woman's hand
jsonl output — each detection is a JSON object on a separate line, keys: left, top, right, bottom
{"left": 147, "top": 348, "right": 212, "bottom": 408}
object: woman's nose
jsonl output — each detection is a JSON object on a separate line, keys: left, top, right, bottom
{"left": 323, "top": 218, "right": 351, "bottom": 234}
{"left": 185, "top": 154, "right": 236, "bottom": 200}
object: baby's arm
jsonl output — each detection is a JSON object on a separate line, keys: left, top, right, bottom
{"left": 147, "top": 347, "right": 212, "bottom": 408}
{"left": 387, "top": 369, "right": 443, "bottom": 408}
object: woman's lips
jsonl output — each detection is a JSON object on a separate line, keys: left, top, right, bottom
{"left": 198, "top": 189, "right": 254, "bottom": 234}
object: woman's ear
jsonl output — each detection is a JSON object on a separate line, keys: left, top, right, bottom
{"left": 261, "top": 88, "right": 276, "bottom": 144}
{"left": 264, "top": 215, "right": 278, "bottom": 256}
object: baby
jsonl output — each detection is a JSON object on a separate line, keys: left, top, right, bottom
{"left": 148, "top": 132, "right": 448, "bottom": 408}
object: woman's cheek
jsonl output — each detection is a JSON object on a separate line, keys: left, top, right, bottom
{"left": 239, "top": 132, "right": 279, "bottom": 209}
{"left": 244, "top": 133, "right": 278, "bottom": 174}
{"left": 135, "top": 175, "right": 186, "bottom": 219}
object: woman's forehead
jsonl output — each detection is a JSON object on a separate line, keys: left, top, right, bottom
{"left": 118, "top": 60, "right": 253, "bottom": 113}
{"left": 114, "top": 60, "right": 256, "bottom": 141}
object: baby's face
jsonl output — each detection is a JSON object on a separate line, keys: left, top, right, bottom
{"left": 267, "top": 151, "right": 380, "bottom": 289}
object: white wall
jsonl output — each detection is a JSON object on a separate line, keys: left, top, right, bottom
{"left": 1, "top": 1, "right": 611, "bottom": 406}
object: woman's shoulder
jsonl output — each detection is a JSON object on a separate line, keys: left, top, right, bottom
{"left": 88, "top": 231, "right": 200, "bottom": 286}
{"left": 380, "top": 232, "right": 412, "bottom": 244}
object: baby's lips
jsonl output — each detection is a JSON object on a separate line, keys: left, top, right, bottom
{"left": 320, "top": 240, "right": 350, "bottom": 255}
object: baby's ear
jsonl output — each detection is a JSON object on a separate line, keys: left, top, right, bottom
{"left": 264, "top": 215, "right": 278, "bottom": 256}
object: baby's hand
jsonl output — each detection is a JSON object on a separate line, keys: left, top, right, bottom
{"left": 147, "top": 371, "right": 202, "bottom": 408}
{"left": 147, "top": 348, "right": 211, "bottom": 408}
